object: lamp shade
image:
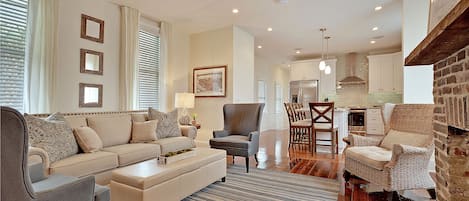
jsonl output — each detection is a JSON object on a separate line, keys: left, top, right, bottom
{"left": 175, "top": 93, "right": 195, "bottom": 108}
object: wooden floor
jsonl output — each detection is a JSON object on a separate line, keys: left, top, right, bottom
{"left": 226, "top": 129, "right": 434, "bottom": 201}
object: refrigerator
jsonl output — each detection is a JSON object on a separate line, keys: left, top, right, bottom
{"left": 290, "top": 80, "right": 319, "bottom": 106}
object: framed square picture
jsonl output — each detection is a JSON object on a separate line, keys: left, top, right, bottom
{"left": 193, "top": 66, "right": 227, "bottom": 97}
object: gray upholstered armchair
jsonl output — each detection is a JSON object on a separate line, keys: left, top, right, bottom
{"left": 1, "top": 106, "right": 101, "bottom": 201}
{"left": 209, "top": 103, "right": 265, "bottom": 173}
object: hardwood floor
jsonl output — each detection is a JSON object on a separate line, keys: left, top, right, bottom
{"left": 224, "top": 129, "right": 434, "bottom": 201}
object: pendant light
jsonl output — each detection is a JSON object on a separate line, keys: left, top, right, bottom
{"left": 324, "top": 36, "right": 331, "bottom": 75}
{"left": 318, "top": 28, "right": 326, "bottom": 71}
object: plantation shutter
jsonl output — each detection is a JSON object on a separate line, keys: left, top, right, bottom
{"left": 137, "top": 29, "right": 160, "bottom": 109}
{"left": 0, "top": 0, "right": 29, "bottom": 112}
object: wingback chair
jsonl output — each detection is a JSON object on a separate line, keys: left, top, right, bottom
{"left": 1, "top": 107, "right": 97, "bottom": 201}
{"left": 209, "top": 103, "right": 265, "bottom": 173}
{"left": 344, "top": 104, "right": 435, "bottom": 200}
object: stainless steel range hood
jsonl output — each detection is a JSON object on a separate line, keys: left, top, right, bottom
{"left": 338, "top": 52, "right": 366, "bottom": 85}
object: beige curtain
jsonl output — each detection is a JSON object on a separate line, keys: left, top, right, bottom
{"left": 24, "top": 0, "right": 59, "bottom": 113}
{"left": 159, "top": 22, "right": 171, "bottom": 111}
{"left": 119, "top": 6, "right": 140, "bottom": 110}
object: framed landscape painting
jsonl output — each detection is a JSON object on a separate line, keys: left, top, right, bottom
{"left": 193, "top": 66, "right": 226, "bottom": 97}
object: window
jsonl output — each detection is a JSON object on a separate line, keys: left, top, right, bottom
{"left": 137, "top": 20, "right": 160, "bottom": 110}
{"left": 275, "top": 83, "right": 283, "bottom": 113}
{"left": 0, "top": 0, "right": 29, "bottom": 112}
{"left": 257, "top": 80, "right": 267, "bottom": 112}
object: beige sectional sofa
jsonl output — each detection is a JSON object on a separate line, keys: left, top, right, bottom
{"left": 29, "top": 110, "right": 197, "bottom": 185}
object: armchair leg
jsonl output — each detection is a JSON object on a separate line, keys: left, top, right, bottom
{"left": 427, "top": 188, "right": 436, "bottom": 199}
{"left": 245, "top": 157, "right": 249, "bottom": 173}
{"left": 254, "top": 154, "right": 258, "bottom": 164}
{"left": 232, "top": 155, "right": 235, "bottom": 164}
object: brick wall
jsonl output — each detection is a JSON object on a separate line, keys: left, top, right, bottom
{"left": 432, "top": 44, "right": 469, "bottom": 201}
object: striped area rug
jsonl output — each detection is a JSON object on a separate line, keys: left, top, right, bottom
{"left": 184, "top": 165, "right": 340, "bottom": 201}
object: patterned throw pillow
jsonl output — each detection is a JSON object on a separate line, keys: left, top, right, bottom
{"left": 148, "top": 108, "right": 181, "bottom": 139}
{"left": 25, "top": 113, "right": 79, "bottom": 163}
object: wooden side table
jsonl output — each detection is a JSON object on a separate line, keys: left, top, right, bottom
{"left": 192, "top": 123, "right": 201, "bottom": 129}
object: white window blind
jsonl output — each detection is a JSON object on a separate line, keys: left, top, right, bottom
{"left": 137, "top": 29, "right": 160, "bottom": 110}
{"left": 0, "top": 0, "right": 29, "bottom": 112}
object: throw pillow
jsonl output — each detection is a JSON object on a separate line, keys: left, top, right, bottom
{"left": 25, "top": 113, "right": 79, "bottom": 163}
{"left": 148, "top": 108, "right": 181, "bottom": 139}
{"left": 131, "top": 120, "right": 158, "bottom": 143}
{"left": 73, "top": 127, "right": 103, "bottom": 153}
{"left": 380, "top": 129, "right": 432, "bottom": 150}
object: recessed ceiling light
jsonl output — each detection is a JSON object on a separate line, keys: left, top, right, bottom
{"left": 295, "top": 50, "right": 301, "bottom": 54}
{"left": 257, "top": 45, "right": 262, "bottom": 49}
{"left": 232, "top": 8, "right": 239, "bottom": 14}
{"left": 374, "top": 6, "right": 382, "bottom": 11}
{"left": 370, "top": 40, "right": 376, "bottom": 44}
{"left": 372, "top": 27, "right": 378, "bottom": 31}
{"left": 287, "top": 64, "right": 291, "bottom": 67}
{"left": 267, "top": 27, "right": 273, "bottom": 32}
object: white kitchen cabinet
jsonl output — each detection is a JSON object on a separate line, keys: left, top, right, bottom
{"left": 366, "top": 108, "right": 384, "bottom": 135}
{"left": 289, "top": 60, "right": 321, "bottom": 81}
{"left": 290, "top": 59, "right": 336, "bottom": 99}
{"left": 367, "top": 52, "right": 403, "bottom": 93}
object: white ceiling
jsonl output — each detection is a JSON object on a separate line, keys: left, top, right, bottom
{"left": 112, "top": 0, "right": 402, "bottom": 64}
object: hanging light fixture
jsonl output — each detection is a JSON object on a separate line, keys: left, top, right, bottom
{"left": 324, "top": 36, "right": 331, "bottom": 75}
{"left": 318, "top": 28, "right": 326, "bottom": 71}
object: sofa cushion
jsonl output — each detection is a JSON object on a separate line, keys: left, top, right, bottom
{"left": 64, "top": 116, "right": 88, "bottom": 129}
{"left": 346, "top": 146, "right": 392, "bottom": 170}
{"left": 131, "top": 114, "right": 147, "bottom": 122}
{"left": 73, "top": 126, "right": 103, "bottom": 153}
{"left": 151, "top": 137, "right": 195, "bottom": 154}
{"left": 131, "top": 120, "right": 158, "bottom": 143}
{"left": 380, "top": 129, "right": 432, "bottom": 150}
{"left": 148, "top": 108, "right": 181, "bottom": 139}
{"left": 25, "top": 113, "right": 79, "bottom": 163}
{"left": 87, "top": 115, "right": 132, "bottom": 147}
{"left": 209, "top": 135, "right": 251, "bottom": 149}
{"left": 103, "top": 144, "right": 160, "bottom": 166}
{"left": 50, "top": 151, "right": 118, "bottom": 177}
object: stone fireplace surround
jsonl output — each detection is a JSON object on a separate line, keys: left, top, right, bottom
{"left": 432, "top": 45, "right": 469, "bottom": 201}
{"left": 405, "top": 1, "right": 469, "bottom": 200}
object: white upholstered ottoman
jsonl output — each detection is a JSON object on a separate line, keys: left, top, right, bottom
{"left": 110, "top": 148, "right": 226, "bottom": 201}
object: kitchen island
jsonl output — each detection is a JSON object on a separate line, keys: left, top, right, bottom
{"left": 296, "top": 107, "right": 349, "bottom": 153}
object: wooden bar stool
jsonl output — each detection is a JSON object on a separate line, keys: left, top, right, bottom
{"left": 309, "top": 102, "right": 339, "bottom": 154}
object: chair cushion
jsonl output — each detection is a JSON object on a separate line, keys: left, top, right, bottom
{"left": 291, "top": 119, "right": 311, "bottom": 127}
{"left": 94, "top": 184, "right": 110, "bottom": 201}
{"left": 73, "top": 126, "right": 103, "bottom": 153}
{"left": 346, "top": 146, "right": 392, "bottom": 170}
{"left": 50, "top": 151, "right": 118, "bottom": 177}
{"left": 209, "top": 135, "right": 251, "bottom": 149}
{"left": 32, "top": 174, "right": 78, "bottom": 193}
{"left": 151, "top": 136, "right": 195, "bottom": 154}
{"left": 380, "top": 129, "right": 432, "bottom": 150}
{"left": 103, "top": 143, "right": 160, "bottom": 166}
{"left": 87, "top": 115, "right": 132, "bottom": 147}
{"left": 314, "top": 123, "right": 338, "bottom": 130}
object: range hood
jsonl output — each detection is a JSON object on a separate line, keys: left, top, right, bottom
{"left": 338, "top": 52, "right": 366, "bottom": 85}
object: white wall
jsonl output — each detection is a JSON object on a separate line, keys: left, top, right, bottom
{"left": 254, "top": 56, "right": 290, "bottom": 131}
{"left": 56, "top": 0, "right": 120, "bottom": 112}
{"left": 190, "top": 26, "right": 234, "bottom": 142}
{"left": 402, "top": 0, "right": 434, "bottom": 104}
{"left": 165, "top": 24, "right": 191, "bottom": 112}
{"left": 232, "top": 26, "right": 255, "bottom": 103}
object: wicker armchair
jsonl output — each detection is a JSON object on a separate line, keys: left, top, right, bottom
{"left": 344, "top": 104, "right": 435, "bottom": 199}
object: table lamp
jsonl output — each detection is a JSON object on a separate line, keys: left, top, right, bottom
{"left": 174, "top": 93, "right": 195, "bottom": 125}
